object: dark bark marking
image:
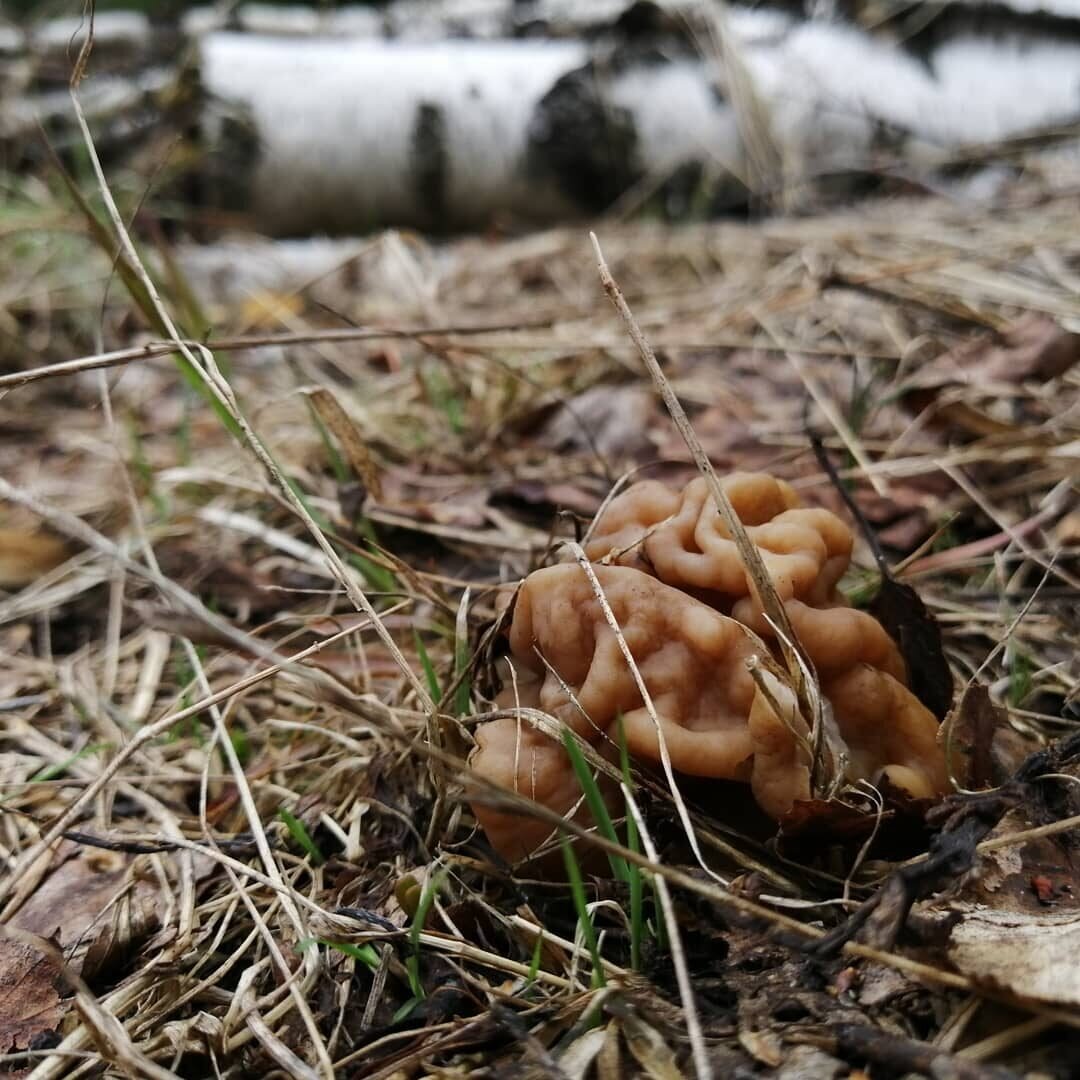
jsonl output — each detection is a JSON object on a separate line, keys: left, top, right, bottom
{"left": 411, "top": 101, "right": 448, "bottom": 229}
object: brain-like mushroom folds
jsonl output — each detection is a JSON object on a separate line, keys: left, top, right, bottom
{"left": 586, "top": 473, "right": 907, "bottom": 681}
{"left": 470, "top": 563, "right": 760, "bottom": 862}
{"left": 469, "top": 474, "right": 950, "bottom": 862}
{"left": 586, "top": 473, "right": 853, "bottom": 613}
{"left": 749, "top": 665, "right": 950, "bottom": 819}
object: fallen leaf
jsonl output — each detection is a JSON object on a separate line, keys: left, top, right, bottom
{"left": 559, "top": 1025, "right": 609, "bottom": 1080}
{"left": 536, "top": 383, "right": 655, "bottom": 460}
{"left": 944, "top": 683, "right": 1001, "bottom": 790}
{"left": 738, "top": 1028, "right": 784, "bottom": 1068}
{"left": 622, "top": 1010, "right": 686, "bottom": 1080}
{"left": 912, "top": 314, "right": 1080, "bottom": 388}
{"left": 948, "top": 906, "right": 1080, "bottom": 1005}
{"left": 303, "top": 385, "right": 383, "bottom": 500}
{"left": 9, "top": 839, "right": 184, "bottom": 981}
{"left": 869, "top": 577, "right": 954, "bottom": 721}
{"left": 978, "top": 314, "right": 1080, "bottom": 382}
{"left": 0, "top": 941, "right": 63, "bottom": 1053}
{"left": 0, "top": 528, "right": 71, "bottom": 589}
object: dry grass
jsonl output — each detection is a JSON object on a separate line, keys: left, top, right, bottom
{"left": 1, "top": 139, "right": 1079, "bottom": 1078}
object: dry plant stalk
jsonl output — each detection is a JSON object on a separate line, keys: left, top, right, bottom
{"left": 589, "top": 233, "right": 843, "bottom": 800}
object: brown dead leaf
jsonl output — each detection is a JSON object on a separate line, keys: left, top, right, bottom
{"left": 944, "top": 683, "right": 1001, "bottom": 790}
{"left": 738, "top": 1028, "right": 784, "bottom": 1069}
{"left": 304, "top": 385, "right": 383, "bottom": 500}
{"left": 978, "top": 314, "right": 1080, "bottom": 382}
{"left": 623, "top": 1010, "right": 686, "bottom": 1080}
{"left": 9, "top": 840, "right": 169, "bottom": 981}
{"left": 0, "top": 528, "right": 71, "bottom": 589}
{"left": 0, "top": 940, "right": 63, "bottom": 1053}
{"left": 535, "top": 383, "right": 655, "bottom": 460}
{"left": 913, "top": 314, "right": 1080, "bottom": 388}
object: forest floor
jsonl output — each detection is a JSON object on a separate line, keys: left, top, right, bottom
{"left": 1, "top": 147, "right": 1079, "bottom": 1079}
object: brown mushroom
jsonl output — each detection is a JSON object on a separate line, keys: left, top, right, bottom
{"left": 749, "top": 664, "right": 949, "bottom": 820}
{"left": 586, "top": 473, "right": 907, "bottom": 682}
{"left": 586, "top": 473, "right": 853, "bottom": 611}
{"left": 469, "top": 524, "right": 948, "bottom": 860}
{"left": 469, "top": 716, "right": 604, "bottom": 864}
{"left": 469, "top": 563, "right": 761, "bottom": 861}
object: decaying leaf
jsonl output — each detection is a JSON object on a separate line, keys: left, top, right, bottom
{"left": 622, "top": 1011, "right": 686, "bottom": 1080}
{"left": 910, "top": 313, "right": 1080, "bottom": 389}
{"left": 303, "top": 384, "right": 383, "bottom": 500}
{"left": 0, "top": 940, "right": 63, "bottom": 1053}
{"left": 0, "top": 528, "right": 71, "bottom": 589}
{"left": 948, "top": 906, "right": 1080, "bottom": 1005}
{"left": 943, "top": 682, "right": 1000, "bottom": 789}
{"left": 9, "top": 840, "right": 169, "bottom": 980}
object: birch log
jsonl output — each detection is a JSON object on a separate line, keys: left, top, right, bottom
{"left": 198, "top": 5, "right": 1080, "bottom": 233}
{"left": 5, "top": 2, "right": 1080, "bottom": 233}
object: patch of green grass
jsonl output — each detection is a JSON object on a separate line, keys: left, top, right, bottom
{"left": 421, "top": 365, "right": 466, "bottom": 435}
{"left": 561, "top": 729, "right": 628, "bottom": 885}
{"left": 29, "top": 742, "right": 108, "bottom": 783}
{"left": 526, "top": 933, "right": 544, "bottom": 987}
{"left": 617, "top": 718, "right": 646, "bottom": 970}
{"left": 128, "top": 421, "right": 169, "bottom": 520}
{"left": 352, "top": 519, "right": 399, "bottom": 595}
{"left": 1007, "top": 646, "right": 1033, "bottom": 707}
{"left": 561, "top": 721, "right": 652, "bottom": 970}
{"left": 407, "top": 873, "right": 440, "bottom": 997}
{"left": 298, "top": 937, "right": 380, "bottom": 971}
{"left": 229, "top": 726, "right": 251, "bottom": 768}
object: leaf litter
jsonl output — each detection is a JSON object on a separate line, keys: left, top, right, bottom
{"left": 0, "top": 100, "right": 1079, "bottom": 1080}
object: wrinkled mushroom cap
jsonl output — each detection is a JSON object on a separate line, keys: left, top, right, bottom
{"left": 468, "top": 717, "right": 599, "bottom": 864}
{"left": 469, "top": 563, "right": 763, "bottom": 862}
{"left": 586, "top": 474, "right": 853, "bottom": 610}
{"left": 756, "top": 600, "right": 907, "bottom": 684}
{"left": 749, "top": 663, "right": 949, "bottom": 819}
{"left": 499, "top": 563, "right": 760, "bottom": 776}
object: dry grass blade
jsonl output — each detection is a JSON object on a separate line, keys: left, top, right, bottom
{"left": 589, "top": 233, "right": 839, "bottom": 797}
{"left": 624, "top": 787, "right": 712, "bottom": 1080}
{"left": 64, "top": 71, "right": 434, "bottom": 720}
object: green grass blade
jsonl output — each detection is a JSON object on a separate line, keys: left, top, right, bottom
{"left": 277, "top": 807, "right": 324, "bottom": 865}
{"left": 561, "top": 728, "right": 629, "bottom": 885}
{"left": 299, "top": 937, "right": 380, "bottom": 971}
{"left": 29, "top": 742, "right": 108, "bottom": 783}
{"left": 406, "top": 870, "right": 446, "bottom": 1001}
{"left": 560, "top": 834, "right": 606, "bottom": 989}
{"left": 413, "top": 631, "right": 443, "bottom": 703}
{"left": 616, "top": 716, "right": 645, "bottom": 971}
{"left": 526, "top": 933, "right": 544, "bottom": 987}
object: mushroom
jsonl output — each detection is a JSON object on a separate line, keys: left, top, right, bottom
{"left": 469, "top": 563, "right": 760, "bottom": 861}
{"left": 750, "top": 664, "right": 950, "bottom": 819}
{"left": 469, "top": 716, "right": 607, "bottom": 864}
{"left": 586, "top": 473, "right": 907, "bottom": 681}
{"left": 468, "top": 475, "right": 949, "bottom": 861}
{"left": 586, "top": 473, "right": 853, "bottom": 612}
